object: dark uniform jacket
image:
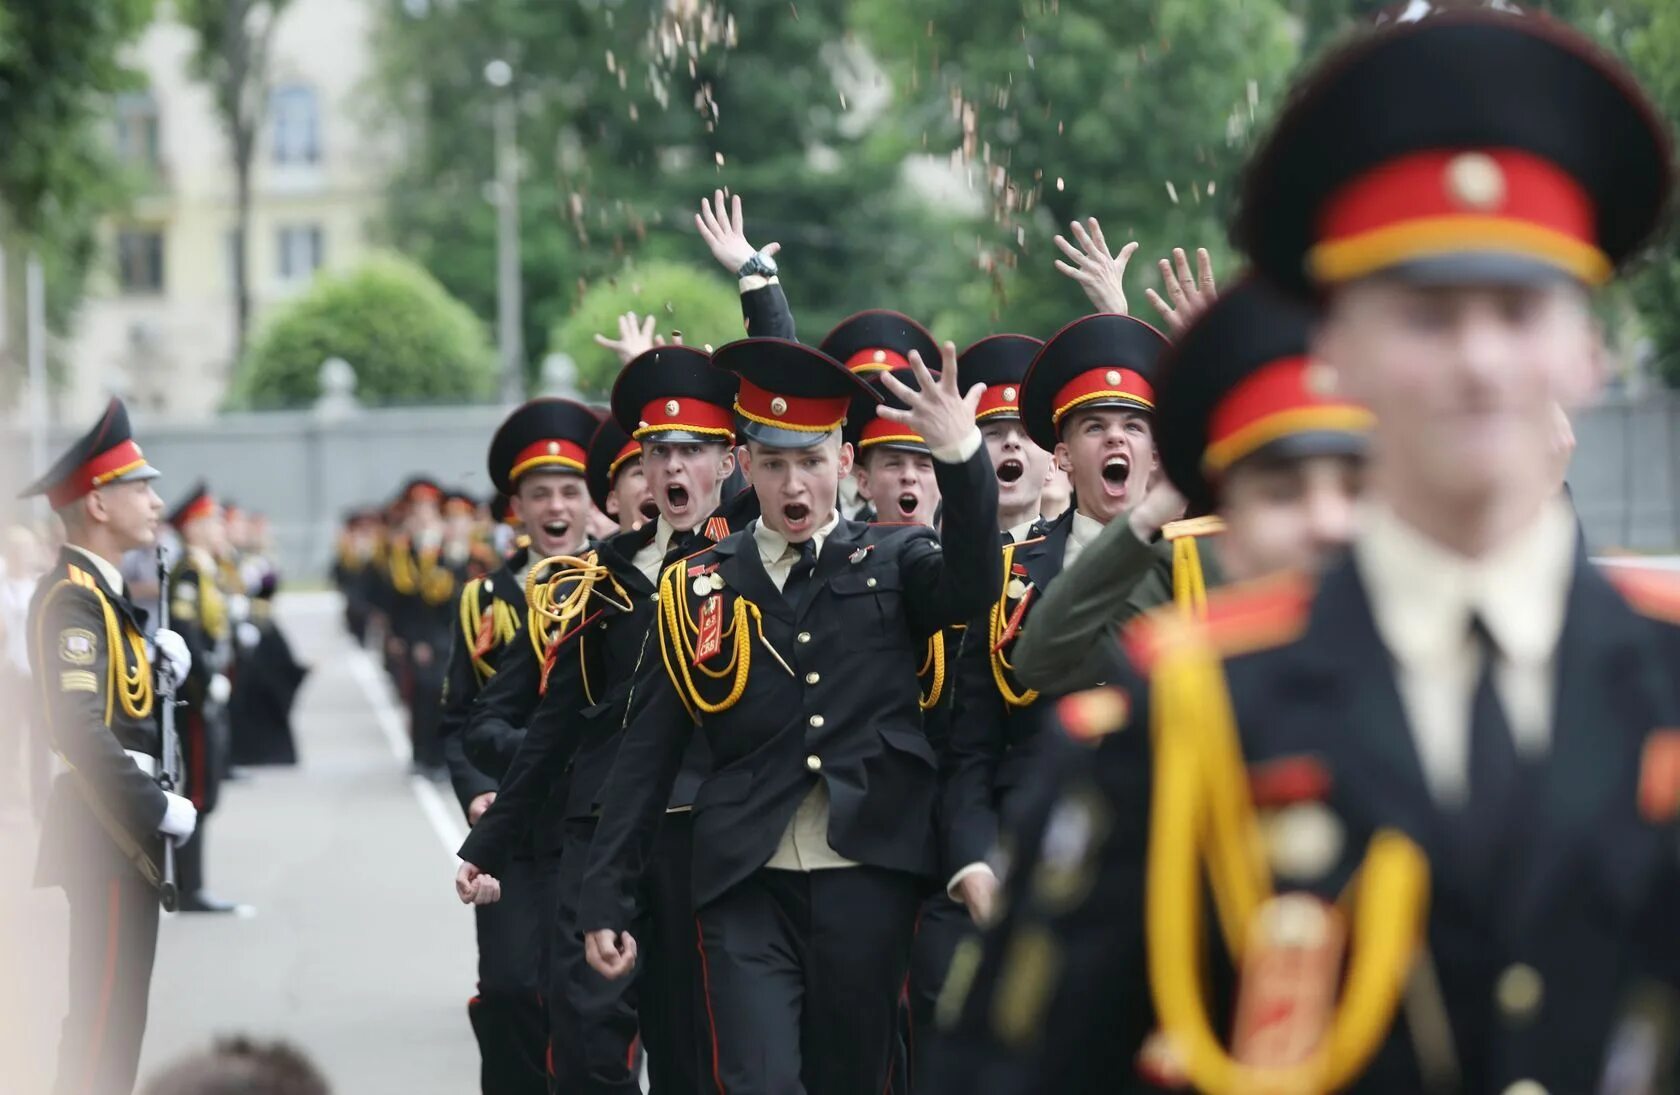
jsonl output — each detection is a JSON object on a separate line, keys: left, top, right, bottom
{"left": 578, "top": 447, "right": 1000, "bottom": 930}
{"left": 440, "top": 543, "right": 533, "bottom": 816}
{"left": 385, "top": 534, "right": 462, "bottom": 655}
{"left": 459, "top": 493, "right": 757, "bottom": 877}
{"left": 937, "top": 551, "right": 1680, "bottom": 1095}
{"left": 31, "top": 548, "right": 168, "bottom": 889}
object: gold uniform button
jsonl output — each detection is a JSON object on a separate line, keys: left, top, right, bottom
{"left": 809, "top": 715, "right": 825, "bottom": 728}
{"left": 866, "top": 577, "right": 878, "bottom": 588}
{"left": 1496, "top": 964, "right": 1543, "bottom": 1021}
{"left": 805, "top": 672, "right": 821, "bottom": 685}
{"left": 806, "top": 755, "right": 822, "bottom": 771}
{"left": 1501, "top": 1082, "right": 1547, "bottom": 1095}
{"left": 797, "top": 632, "right": 812, "bottom": 644}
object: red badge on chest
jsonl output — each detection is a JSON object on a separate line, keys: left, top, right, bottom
{"left": 695, "top": 594, "right": 724, "bottom": 665}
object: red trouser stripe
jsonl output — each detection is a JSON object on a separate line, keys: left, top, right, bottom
{"left": 694, "top": 917, "right": 727, "bottom": 1095}
{"left": 80, "top": 879, "right": 122, "bottom": 1095}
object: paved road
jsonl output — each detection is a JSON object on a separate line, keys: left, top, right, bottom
{"left": 3, "top": 591, "right": 481, "bottom": 1094}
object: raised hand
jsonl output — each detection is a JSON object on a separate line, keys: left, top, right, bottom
{"left": 594, "top": 311, "right": 658, "bottom": 365}
{"left": 1144, "top": 247, "right": 1217, "bottom": 336}
{"left": 1053, "top": 217, "right": 1138, "bottom": 315}
{"left": 877, "top": 341, "right": 984, "bottom": 454}
{"left": 696, "top": 189, "right": 781, "bottom": 274}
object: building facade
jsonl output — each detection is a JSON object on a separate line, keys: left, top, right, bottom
{"left": 60, "top": 0, "right": 389, "bottom": 422}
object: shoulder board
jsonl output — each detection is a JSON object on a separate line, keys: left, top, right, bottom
{"left": 1123, "top": 570, "right": 1314, "bottom": 672}
{"left": 1162, "top": 515, "right": 1226, "bottom": 541}
{"left": 1056, "top": 685, "right": 1132, "bottom": 744}
{"left": 1602, "top": 563, "right": 1680, "bottom": 625}
{"left": 66, "top": 564, "right": 96, "bottom": 590}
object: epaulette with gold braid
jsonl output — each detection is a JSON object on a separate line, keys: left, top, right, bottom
{"left": 1603, "top": 563, "right": 1680, "bottom": 625}
{"left": 1056, "top": 685, "right": 1132, "bottom": 743}
{"left": 987, "top": 536, "right": 1043, "bottom": 708}
{"left": 1124, "top": 570, "right": 1314, "bottom": 673}
{"left": 1162, "top": 515, "right": 1226, "bottom": 541}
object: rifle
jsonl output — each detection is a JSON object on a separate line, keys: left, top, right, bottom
{"left": 155, "top": 546, "right": 181, "bottom": 912}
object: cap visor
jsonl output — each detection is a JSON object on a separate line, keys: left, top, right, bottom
{"left": 115, "top": 463, "right": 163, "bottom": 484}
{"left": 1375, "top": 251, "right": 1578, "bottom": 288}
{"left": 1233, "top": 430, "right": 1369, "bottom": 472}
{"left": 738, "top": 422, "right": 840, "bottom": 451}
{"left": 637, "top": 429, "right": 733, "bottom": 446}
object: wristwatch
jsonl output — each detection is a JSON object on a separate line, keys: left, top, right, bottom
{"left": 736, "top": 249, "right": 779, "bottom": 280}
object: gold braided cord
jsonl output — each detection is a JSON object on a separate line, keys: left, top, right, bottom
{"left": 419, "top": 547, "right": 458, "bottom": 606}
{"left": 458, "top": 577, "right": 483, "bottom": 663}
{"left": 38, "top": 578, "right": 154, "bottom": 726}
{"left": 387, "top": 542, "right": 418, "bottom": 595}
{"left": 657, "top": 560, "right": 769, "bottom": 717}
{"left": 1144, "top": 620, "right": 1428, "bottom": 1094}
{"left": 988, "top": 540, "right": 1040, "bottom": 708}
{"left": 1172, "top": 535, "right": 1210, "bottom": 620}
{"left": 525, "top": 553, "right": 630, "bottom": 664}
{"left": 918, "top": 631, "right": 947, "bottom": 710}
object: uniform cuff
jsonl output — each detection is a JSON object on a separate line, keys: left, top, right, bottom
{"left": 946, "top": 860, "right": 997, "bottom": 899}
{"left": 930, "top": 428, "right": 983, "bottom": 465}
{"left": 738, "top": 275, "right": 779, "bottom": 292}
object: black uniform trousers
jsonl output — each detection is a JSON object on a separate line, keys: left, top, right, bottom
{"left": 471, "top": 854, "right": 562, "bottom": 1095}
{"left": 696, "top": 865, "right": 923, "bottom": 1095}
{"left": 551, "top": 813, "right": 706, "bottom": 1095}
{"left": 904, "top": 894, "right": 971, "bottom": 1091}
{"left": 55, "top": 857, "right": 160, "bottom": 1095}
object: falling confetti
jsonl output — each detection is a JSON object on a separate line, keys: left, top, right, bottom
{"left": 1165, "top": 180, "right": 1179, "bottom": 204}
{"left": 1055, "top": 176, "right": 1064, "bottom": 191}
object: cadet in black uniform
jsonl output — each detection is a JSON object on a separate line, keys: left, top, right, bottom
{"left": 948, "top": 11, "right": 1680, "bottom": 1094}
{"left": 957, "top": 335, "right": 1050, "bottom": 545}
{"left": 939, "top": 314, "right": 1174, "bottom": 929}
{"left": 442, "top": 397, "right": 603, "bottom": 1095}
{"left": 464, "top": 347, "right": 755, "bottom": 1093}
{"left": 382, "top": 477, "right": 458, "bottom": 777}
{"left": 576, "top": 336, "right": 998, "bottom": 1095}
{"left": 165, "top": 484, "right": 244, "bottom": 913}
{"left": 22, "top": 399, "right": 197, "bottom": 1095}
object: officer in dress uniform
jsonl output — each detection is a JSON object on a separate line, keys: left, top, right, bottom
{"left": 22, "top": 399, "right": 197, "bottom": 1095}
{"left": 572, "top": 336, "right": 998, "bottom": 1095}
{"left": 939, "top": 313, "right": 1175, "bottom": 931}
{"left": 948, "top": 10, "right": 1680, "bottom": 1094}
{"left": 164, "top": 484, "right": 245, "bottom": 914}
{"left": 956, "top": 335, "right": 1051, "bottom": 545}
{"left": 440, "top": 397, "right": 602, "bottom": 1095}
{"left": 462, "top": 347, "right": 756, "bottom": 1093}
{"left": 925, "top": 277, "right": 1376, "bottom": 1095}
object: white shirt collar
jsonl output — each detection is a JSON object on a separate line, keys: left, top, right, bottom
{"left": 1355, "top": 499, "right": 1577, "bottom": 666}
{"left": 67, "top": 545, "right": 126, "bottom": 596}
{"left": 753, "top": 509, "right": 842, "bottom": 567}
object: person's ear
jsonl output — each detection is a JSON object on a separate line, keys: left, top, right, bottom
{"left": 1054, "top": 442, "right": 1072, "bottom": 474}
{"left": 737, "top": 445, "right": 754, "bottom": 479}
{"left": 718, "top": 447, "right": 737, "bottom": 482}
{"left": 83, "top": 490, "right": 109, "bottom": 526}
{"left": 838, "top": 442, "right": 855, "bottom": 480}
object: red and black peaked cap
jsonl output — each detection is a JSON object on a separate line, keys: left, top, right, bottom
{"left": 712, "top": 337, "right": 879, "bottom": 450}
{"left": 21, "top": 398, "right": 162, "bottom": 509}
{"left": 586, "top": 417, "right": 644, "bottom": 514}
{"left": 958, "top": 335, "right": 1044, "bottom": 425}
{"left": 487, "top": 398, "right": 603, "bottom": 497}
{"left": 1019, "top": 314, "right": 1171, "bottom": 453}
{"left": 609, "top": 345, "right": 738, "bottom": 445}
{"left": 820, "top": 310, "right": 941, "bottom": 377}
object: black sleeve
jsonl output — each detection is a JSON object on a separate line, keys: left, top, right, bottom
{"left": 941, "top": 611, "right": 1009, "bottom": 875}
{"left": 32, "top": 581, "right": 169, "bottom": 838}
{"left": 740, "top": 280, "right": 796, "bottom": 340}
{"left": 440, "top": 587, "right": 497, "bottom": 815}
{"left": 458, "top": 628, "right": 592, "bottom": 876}
{"left": 578, "top": 619, "right": 695, "bottom": 934}
{"left": 462, "top": 626, "right": 541, "bottom": 779}
{"left": 900, "top": 445, "right": 1002, "bottom": 639}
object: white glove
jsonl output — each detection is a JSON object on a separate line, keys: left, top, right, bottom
{"left": 152, "top": 628, "right": 192, "bottom": 690}
{"left": 237, "top": 622, "right": 262, "bottom": 650}
{"left": 159, "top": 791, "right": 198, "bottom": 843}
{"left": 209, "top": 673, "right": 233, "bottom": 705}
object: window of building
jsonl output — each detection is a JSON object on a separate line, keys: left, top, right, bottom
{"left": 270, "top": 84, "right": 321, "bottom": 166}
{"left": 277, "top": 224, "right": 325, "bottom": 282}
{"left": 114, "top": 91, "right": 161, "bottom": 168}
{"left": 116, "top": 230, "right": 165, "bottom": 294}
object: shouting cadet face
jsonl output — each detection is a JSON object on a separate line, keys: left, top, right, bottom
{"left": 1055, "top": 407, "right": 1158, "bottom": 525}
{"left": 854, "top": 449, "right": 940, "bottom": 527}
{"left": 643, "top": 440, "right": 736, "bottom": 532}
{"left": 514, "top": 470, "right": 590, "bottom": 558}
{"left": 1315, "top": 279, "right": 1600, "bottom": 519}
{"left": 742, "top": 434, "right": 853, "bottom": 543}
{"left": 980, "top": 419, "right": 1050, "bottom": 527}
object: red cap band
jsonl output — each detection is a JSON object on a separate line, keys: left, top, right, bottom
{"left": 634, "top": 398, "right": 736, "bottom": 442}
{"left": 609, "top": 437, "right": 643, "bottom": 479}
{"left": 975, "top": 382, "right": 1023, "bottom": 421}
{"left": 1310, "top": 148, "right": 1610, "bottom": 285}
{"left": 510, "top": 439, "right": 588, "bottom": 482}
{"left": 47, "top": 439, "right": 148, "bottom": 510}
{"left": 1203, "top": 356, "right": 1376, "bottom": 474}
{"left": 173, "top": 495, "right": 220, "bottom": 528}
{"left": 845, "top": 348, "right": 909, "bottom": 375}
{"left": 859, "top": 415, "right": 927, "bottom": 450}
{"left": 735, "top": 379, "right": 849, "bottom": 435}
{"left": 1051, "top": 368, "right": 1155, "bottom": 430}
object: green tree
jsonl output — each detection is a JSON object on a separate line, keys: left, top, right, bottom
{"left": 176, "top": 0, "right": 295, "bottom": 359}
{"left": 551, "top": 260, "right": 745, "bottom": 397}
{"left": 235, "top": 254, "right": 497, "bottom": 409}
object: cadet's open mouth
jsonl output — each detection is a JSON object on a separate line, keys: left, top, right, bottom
{"left": 997, "top": 458, "right": 1024, "bottom": 484}
{"left": 897, "top": 493, "right": 919, "bottom": 517}
{"left": 783, "top": 502, "right": 810, "bottom": 523}
{"left": 542, "top": 521, "right": 569, "bottom": 539}
{"left": 1102, "top": 454, "right": 1131, "bottom": 486}
{"left": 666, "top": 485, "right": 690, "bottom": 509}
{"left": 638, "top": 499, "right": 660, "bottom": 520}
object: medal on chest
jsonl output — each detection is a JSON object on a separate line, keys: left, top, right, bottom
{"left": 695, "top": 593, "right": 724, "bottom": 664}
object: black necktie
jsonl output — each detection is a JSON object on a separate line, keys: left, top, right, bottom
{"left": 1465, "top": 613, "right": 1520, "bottom": 819}
{"left": 782, "top": 540, "right": 819, "bottom": 608}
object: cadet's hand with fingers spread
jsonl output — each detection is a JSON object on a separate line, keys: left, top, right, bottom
{"left": 594, "top": 311, "right": 659, "bottom": 365}
{"left": 696, "top": 189, "right": 780, "bottom": 274}
{"left": 1052, "top": 217, "right": 1138, "bottom": 315}
{"left": 585, "top": 929, "right": 639, "bottom": 980}
{"left": 1145, "top": 247, "right": 1218, "bottom": 336}
{"left": 877, "top": 342, "right": 984, "bottom": 455}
